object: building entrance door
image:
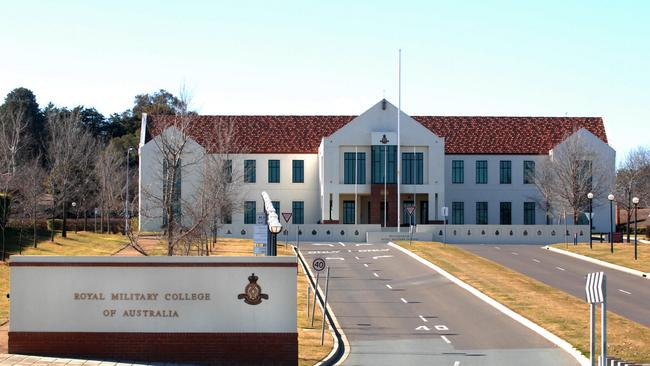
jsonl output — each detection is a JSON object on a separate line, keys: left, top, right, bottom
{"left": 420, "top": 201, "right": 429, "bottom": 224}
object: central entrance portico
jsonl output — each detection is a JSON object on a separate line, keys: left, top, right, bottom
{"left": 319, "top": 100, "right": 445, "bottom": 227}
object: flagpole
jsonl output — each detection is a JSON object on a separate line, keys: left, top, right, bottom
{"left": 354, "top": 145, "right": 358, "bottom": 225}
{"left": 397, "top": 49, "right": 402, "bottom": 232}
{"left": 384, "top": 145, "right": 387, "bottom": 228}
{"left": 413, "top": 145, "right": 416, "bottom": 225}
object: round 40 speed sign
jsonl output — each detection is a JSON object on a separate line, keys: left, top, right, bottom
{"left": 312, "top": 257, "right": 326, "bottom": 272}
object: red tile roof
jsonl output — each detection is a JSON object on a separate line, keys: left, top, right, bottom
{"left": 148, "top": 114, "right": 607, "bottom": 155}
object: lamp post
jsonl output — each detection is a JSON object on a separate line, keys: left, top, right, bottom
{"left": 633, "top": 197, "right": 639, "bottom": 260}
{"left": 125, "top": 147, "right": 134, "bottom": 235}
{"left": 269, "top": 218, "right": 282, "bottom": 256}
{"left": 71, "top": 202, "right": 78, "bottom": 233}
{"left": 587, "top": 192, "right": 594, "bottom": 249}
{"left": 608, "top": 194, "right": 615, "bottom": 253}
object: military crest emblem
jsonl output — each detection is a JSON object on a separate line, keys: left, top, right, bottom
{"left": 238, "top": 273, "right": 269, "bottom": 305}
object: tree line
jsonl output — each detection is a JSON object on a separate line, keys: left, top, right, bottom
{"left": 0, "top": 87, "right": 188, "bottom": 260}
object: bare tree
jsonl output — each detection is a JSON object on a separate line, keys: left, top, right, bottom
{"left": 0, "top": 100, "right": 30, "bottom": 260}
{"left": 615, "top": 146, "right": 650, "bottom": 241}
{"left": 16, "top": 157, "right": 47, "bottom": 247}
{"left": 530, "top": 158, "right": 558, "bottom": 224}
{"left": 46, "top": 109, "right": 97, "bottom": 239}
{"left": 533, "top": 133, "right": 612, "bottom": 224}
{"left": 95, "top": 142, "right": 124, "bottom": 234}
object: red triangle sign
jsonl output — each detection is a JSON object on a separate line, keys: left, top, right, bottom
{"left": 281, "top": 212, "right": 293, "bottom": 223}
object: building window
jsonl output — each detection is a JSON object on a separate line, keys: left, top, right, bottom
{"left": 272, "top": 201, "right": 280, "bottom": 213}
{"left": 343, "top": 201, "right": 355, "bottom": 224}
{"left": 476, "top": 160, "right": 488, "bottom": 184}
{"left": 476, "top": 202, "right": 488, "bottom": 225}
{"left": 162, "top": 159, "right": 181, "bottom": 226}
{"left": 500, "top": 202, "right": 512, "bottom": 225}
{"left": 244, "top": 160, "right": 256, "bottom": 183}
{"left": 452, "top": 160, "right": 464, "bottom": 184}
{"left": 292, "top": 160, "right": 304, "bottom": 183}
{"left": 225, "top": 159, "right": 232, "bottom": 183}
{"left": 524, "top": 202, "right": 536, "bottom": 225}
{"left": 292, "top": 201, "right": 304, "bottom": 225}
{"left": 402, "top": 152, "right": 423, "bottom": 184}
{"left": 578, "top": 160, "right": 593, "bottom": 190}
{"left": 244, "top": 201, "right": 256, "bottom": 224}
{"left": 344, "top": 152, "right": 366, "bottom": 184}
{"left": 371, "top": 145, "right": 397, "bottom": 184}
{"left": 523, "top": 160, "right": 535, "bottom": 184}
{"left": 268, "top": 160, "right": 280, "bottom": 183}
{"left": 452, "top": 202, "right": 464, "bottom": 225}
{"left": 500, "top": 160, "right": 511, "bottom": 184}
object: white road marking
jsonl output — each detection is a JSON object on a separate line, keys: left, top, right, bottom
{"left": 348, "top": 249, "right": 352, "bottom": 253}
{"left": 400, "top": 298, "right": 408, "bottom": 303}
{"left": 532, "top": 259, "right": 541, "bottom": 263}
{"left": 619, "top": 289, "right": 632, "bottom": 295}
{"left": 363, "top": 263, "right": 369, "bottom": 267}
{"left": 325, "top": 257, "right": 345, "bottom": 261}
{"left": 453, "top": 361, "right": 460, "bottom": 366}
{"left": 494, "top": 246, "right": 501, "bottom": 250}
{"left": 373, "top": 272, "right": 379, "bottom": 278}
{"left": 313, "top": 244, "right": 334, "bottom": 247}
{"left": 511, "top": 252, "right": 519, "bottom": 255}
{"left": 338, "top": 242, "right": 346, "bottom": 247}
{"left": 441, "top": 335, "right": 452, "bottom": 344}
{"left": 358, "top": 249, "right": 390, "bottom": 253}
{"left": 419, "top": 315, "right": 428, "bottom": 322}
{"left": 434, "top": 325, "right": 448, "bottom": 331}
{"left": 307, "top": 250, "right": 340, "bottom": 254}
{"left": 415, "top": 325, "right": 430, "bottom": 331}
{"left": 386, "top": 284, "right": 392, "bottom": 289}
{"left": 555, "top": 266, "right": 566, "bottom": 271}
{"left": 356, "top": 243, "right": 373, "bottom": 246}
{"left": 354, "top": 256, "right": 360, "bottom": 260}
{"left": 372, "top": 255, "right": 393, "bottom": 260}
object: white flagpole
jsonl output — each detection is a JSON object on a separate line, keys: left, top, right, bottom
{"left": 384, "top": 145, "right": 387, "bottom": 228}
{"left": 413, "top": 145, "right": 416, "bottom": 225}
{"left": 397, "top": 49, "right": 402, "bottom": 232}
{"left": 355, "top": 145, "right": 358, "bottom": 225}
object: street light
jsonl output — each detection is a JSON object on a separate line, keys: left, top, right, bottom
{"left": 125, "top": 147, "right": 134, "bottom": 235}
{"left": 71, "top": 202, "right": 78, "bottom": 234}
{"left": 608, "top": 194, "right": 615, "bottom": 253}
{"left": 633, "top": 197, "right": 639, "bottom": 260}
{"left": 587, "top": 192, "right": 594, "bottom": 249}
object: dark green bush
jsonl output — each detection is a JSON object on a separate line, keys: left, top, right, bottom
{"left": 46, "top": 219, "right": 63, "bottom": 231}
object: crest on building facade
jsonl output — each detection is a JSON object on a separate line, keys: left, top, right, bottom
{"left": 380, "top": 134, "right": 389, "bottom": 144}
{"left": 237, "top": 273, "right": 269, "bottom": 305}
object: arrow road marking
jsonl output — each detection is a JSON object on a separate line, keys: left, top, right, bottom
{"left": 619, "top": 289, "right": 631, "bottom": 295}
{"left": 400, "top": 298, "right": 408, "bottom": 303}
{"left": 415, "top": 325, "right": 430, "bottom": 331}
{"left": 532, "top": 258, "right": 541, "bottom": 263}
{"left": 373, "top": 272, "right": 379, "bottom": 277}
{"left": 326, "top": 257, "right": 345, "bottom": 261}
{"left": 441, "top": 335, "right": 452, "bottom": 344}
{"left": 372, "top": 255, "right": 393, "bottom": 260}
{"left": 419, "top": 315, "right": 428, "bottom": 322}
{"left": 386, "top": 284, "right": 392, "bottom": 289}
{"left": 313, "top": 244, "right": 334, "bottom": 247}
{"left": 338, "top": 242, "right": 346, "bottom": 247}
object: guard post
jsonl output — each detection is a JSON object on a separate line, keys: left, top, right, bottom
{"left": 585, "top": 271, "right": 607, "bottom": 366}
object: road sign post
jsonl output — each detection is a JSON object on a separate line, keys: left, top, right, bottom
{"left": 586, "top": 271, "right": 607, "bottom": 366}
{"left": 320, "top": 266, "right": 331, "bottom": 345}
{"left": 281, "top": 212, "right": 292, "bottom": 247}
{"left": 441, "top": 206, "right": 449, "bottom": 246}
{"left": 406, "top": 206, "right": 416, "bottom": 245}
{"left": 253, "top": 213, "right": 267, "bottom": 255}
{"left": 310, "top": 258, "right": 325, "bottom": 328}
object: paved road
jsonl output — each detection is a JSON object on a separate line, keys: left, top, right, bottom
{"left": 300, "top": 242, "right": 579, "bottom": 366}
{"left": 456, "top": 243, "right": 650, "bottom": 328}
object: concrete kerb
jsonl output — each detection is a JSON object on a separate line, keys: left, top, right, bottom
{"left": 388, "top": 241, "right": 590, "bottom": 366}
{"left": 294, "top": 246, "right": 350, "bottom": 366}
{"left": 543, "top": 246, "right": 649, "bottom": 279}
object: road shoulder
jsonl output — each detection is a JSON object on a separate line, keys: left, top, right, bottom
{"left": 544, "top": 245, "right": 649, "bottom": 279}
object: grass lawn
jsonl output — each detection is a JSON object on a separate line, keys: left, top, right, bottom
{"left": 395, "top": 240, "right": 650, "bottom": 364}
{"left": 550, "top": 242, "right": 650, "bottom": 272}
{"left": 2, "top": 234, "right": 332, "bottom": 365}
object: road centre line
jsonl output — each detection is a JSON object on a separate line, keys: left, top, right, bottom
{"left": 511, "top": 252, "right": 519, "bottom": 255}
{"left": 494, "top": 246, "right": 501, "bottom": 250}
{"left": 358, "top": 249, "right": 390, "bottom": 253}
{"left": 363, "top": 263, "right": 368, "bottom": 267}
{"left": 338, "top": 242, "right": 346, "bottom": 247}
{"left": 372, "top": 255, "right": 393, "bottom": 259}
{"left": 326, "top": 257, "right": 345, "bottom": 261}
{"left": 307, "top": 250, "right": 339, "bottom": 254}
{"left": 419, "top": 315, "right": 428, "bottom": 322}
{"left": 354, "top": 256, "right": 360, "bottom": 260}
{"left": 440, "top": 335, "right": 452, "bottom": 344}
{"left": 356, "top": 243, "right": 373, "bottom": 246}
{"left": 556, "top": 266, "right": 566, "bottom": 271}
{"left": 400, "top": 298, "right": 408, "bottom": 303}
{"left": 619, "top": 289, "right": 632, "bottom": 295}
{"left": 373, "top": 272, "right": 379, "bottom": 278}
{"left": 313, "top": 244, "right": 334, "bottom": 247}
{"left": 386, "top": 284, "right": 392, "bottom": 289}
{"left": 532, "top": 259, "right": 541, "bottom": 263}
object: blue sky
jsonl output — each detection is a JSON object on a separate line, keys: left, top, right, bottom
{"left": 1, "top": 1, "right": 648, "bottom": 163}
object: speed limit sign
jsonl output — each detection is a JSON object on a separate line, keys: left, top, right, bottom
{"left": 312, "top": 257, "right": 326, "bottom": 272}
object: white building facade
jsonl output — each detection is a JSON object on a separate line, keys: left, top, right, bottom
{"left": 139, "top": 100, "right": 615, "bottom": 240}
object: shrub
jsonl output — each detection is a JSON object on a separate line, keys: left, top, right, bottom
{"left": 47, "top": 219, "right": 63, "bottom": 231}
